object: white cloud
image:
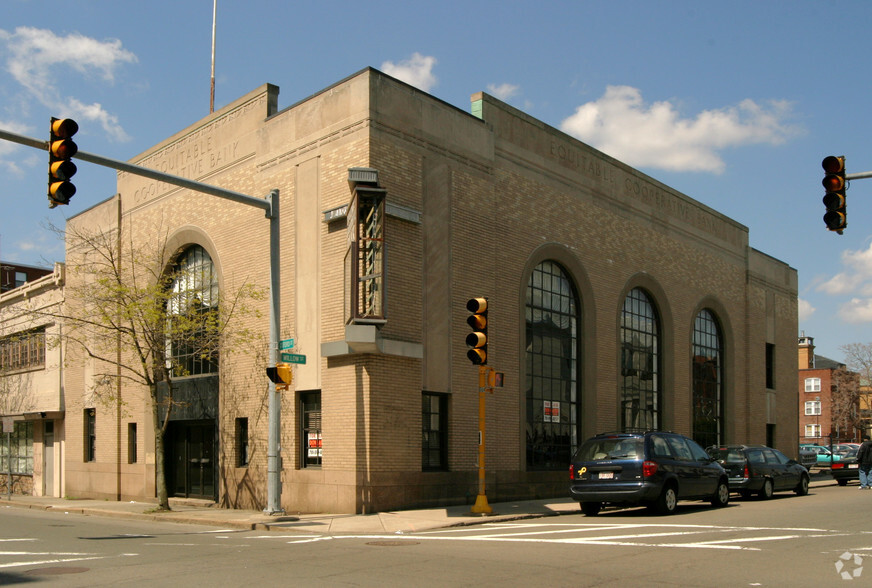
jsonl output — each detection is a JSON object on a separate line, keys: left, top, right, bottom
{"left": 0, "top": 26, "right": 137, "bottom": 141}
{"left": 487, "top": 83, "right": 519, "bottom": 102}
{"left": 839, "top": 298, "right": 872, "bottom": 323}
{"left": 381, "top": 53, "right": 437, "bottom": 92}
{"left": 818, "top": 272, "right": 863, "bottom": 295}
{"left": 817, "top": 241, "right": 872, "bottom": 295}
{"left": 559, "top": 85, "right": 799, "bottom": 173}
{"left": 814, "top": 241, "right": 872, "bottom": 323}
{"left": 798, "top": 298, "right": 815, "bottom": 322}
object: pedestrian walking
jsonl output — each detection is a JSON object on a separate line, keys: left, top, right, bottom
{"left": 857, "top": 435, "right": 872, "bottom": 489}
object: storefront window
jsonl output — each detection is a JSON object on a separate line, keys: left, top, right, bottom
{"left": 0, "top": 421, "right": 33, "bottom": 474}
{"left": 301, "top": 392, "right": 322, "bottom": 468}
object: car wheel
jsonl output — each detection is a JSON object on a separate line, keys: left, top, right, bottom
{"left": 580, "top": 502, "right": 601, "bottom": 516}
{"left": 759, "top": 478, "right": 774, "bottom": 500}
{"left": 711, "top": 479, "right": 730, "bottom": 507}
{"left": 837, "top": 479, "right": 848, "bottom": 487}
{"left": 655, "top": 484, "right": 678, "bottom": 515}
{"left": 795, "top": 474, "right": 809, "bottom": 496}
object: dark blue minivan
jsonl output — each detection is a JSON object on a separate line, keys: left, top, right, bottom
{"left": 569, "top": 431, "right": 729, "bottom": 516}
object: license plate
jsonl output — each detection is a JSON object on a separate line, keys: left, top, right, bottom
{"left": 598, "top": 472, "right": 614, "bottom": 480}
{"left": 849, "top": 464, "right": 859, "bottom": 469}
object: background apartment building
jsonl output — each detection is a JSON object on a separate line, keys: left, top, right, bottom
{"left": 798, "top": 335, "right": 862, "bottom": 444}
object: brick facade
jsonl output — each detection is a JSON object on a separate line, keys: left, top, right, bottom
{"left": 56, "top": 69, "right": 798, "bottom": 513}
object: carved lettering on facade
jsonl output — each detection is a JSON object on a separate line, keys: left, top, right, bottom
{"left": 124, "top": 94, "right": 265, "bottom": 207}
{"left": 623, "top": 176, "right": 742, "bottom": 246}
{"left": 546, "top": 138, "right": 742, "bottom": 247}
{"left": 549, "top": 141, "right": 617, "bottom": 187}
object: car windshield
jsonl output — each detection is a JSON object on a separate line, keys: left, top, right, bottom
{"left": 574, "top": 437, "right": 643, "bottom": 461}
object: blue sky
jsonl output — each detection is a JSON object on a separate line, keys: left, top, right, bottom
{"left": 1, "top": 0, "right": 870, "bottom": 362}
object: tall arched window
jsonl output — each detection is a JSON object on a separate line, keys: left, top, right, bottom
{"left": 692, "top": 309, "right": 723, "bottom": 447}
{"left": 620, "top": 288, "right": 660, "bottom": 431}
{"left": 166, "top": 245, "right": 219, "bottom": 377}
{"left": 525, "top": 261, "right": 579, "bottom": 470}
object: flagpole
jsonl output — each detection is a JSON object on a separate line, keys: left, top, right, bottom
{"left": 210, "top": 0, "right": 217, "bottom": 113}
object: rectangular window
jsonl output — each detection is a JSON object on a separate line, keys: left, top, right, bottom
{"left": 422, "top": 392, "right": 448, "bottom": 471}
{"left": 14, "top": 271, "right": 26, "bottom": 288}
{"left": 805, "top": 377, "right": 821, "bottom": 393}
{"left": 301, "top": 392, "right": 322, "bottom": 468}
{"left": 0, "top": 328, "right": 46, "bottom": 372}
{"left": 0, "top": 421, "right": 33, "bottom": 474}
{"left": 127, "top": 422, "right": 137, "bottom": 464}
{"left": 805, "top": 401, "right": 822, "bottom": 416}
{"left": 765, "top": 343, "right": 775, "bottom": 389}
{"left": 84, "top": 409, "right": 96, "bottom": 462}
{"left": 236, "top": 417, "right": 249, "bottom": 467}
{"left": 805, "top": 423, "right": 822, "bottom": 437}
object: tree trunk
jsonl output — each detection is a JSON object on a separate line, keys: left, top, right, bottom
{"left": 151, "top": 384, "right": 170, "bottom": 511}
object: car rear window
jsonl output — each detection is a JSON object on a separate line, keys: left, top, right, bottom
{"left": 708, "top": 447, "right": 745, "bottom": 463}
{"left": 574, "top": 437, "right": 643, "bottom": 461}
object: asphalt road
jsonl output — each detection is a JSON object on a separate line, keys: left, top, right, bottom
{"left": 1, "top": 482, "right": 869, "bottom": 587}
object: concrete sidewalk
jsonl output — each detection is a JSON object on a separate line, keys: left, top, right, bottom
{"left": 0, "top": 477, "right": 836, "bottom": 534}
{"left": 0, "top": 493, "right": 580, "bottom": 534}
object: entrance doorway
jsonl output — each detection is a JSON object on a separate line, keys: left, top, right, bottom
{"left": 43, "top": 421, "right": 54, "bottom": 497}
{"left": 166, "top": 420, "right": 216, "bottom": 500}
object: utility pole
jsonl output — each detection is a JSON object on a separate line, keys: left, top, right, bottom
{"left": 0, "top": 126, "right": 286, "bottom": 515}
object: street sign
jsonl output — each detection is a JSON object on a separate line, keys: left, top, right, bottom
{"left": 281, "top": 352, "right": 306, "bottom": 364}
{"left": 279, "top": 338, "right": 295, "bottom": 350}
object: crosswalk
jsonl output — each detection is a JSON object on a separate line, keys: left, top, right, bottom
{"left": 293, "top": 521, "right": 862, "bottom": 552}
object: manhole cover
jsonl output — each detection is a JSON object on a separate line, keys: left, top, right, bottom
{"left": 25, "top": 567, "right": 89, "bottom": 576}
{"left": 365, "top": 540, "right": 420, "bottom": 546}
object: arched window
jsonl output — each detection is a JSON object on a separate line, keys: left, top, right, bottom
{"left": 166, "top": 245, "right": 219, "bottom": 377}
{"left": 525, "top": 261, "right": 579, "bottom": 470}
{"left": 692, "top": 309, "right": 723, "bottom": 447}
{"left": 620, "top": 288, "right": 660, "bottom": 431}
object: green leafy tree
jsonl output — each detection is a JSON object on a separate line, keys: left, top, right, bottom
{"left": 44, "top": 221, "right": 263, "bottom": 510}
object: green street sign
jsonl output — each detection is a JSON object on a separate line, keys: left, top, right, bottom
{"left": 281, "top": 352, "right": 306, "bottom": 364}
{"left": 279, "top": 338, "right": 295, "bottom": 350}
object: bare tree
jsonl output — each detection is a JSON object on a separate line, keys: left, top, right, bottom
{"left": 840, "top": 342, "right": 872, "bottom": 437}
{"left": 38, "top": 221, "right": 263, "bottom": 510}
{"left": 830, "top": 365, "right": 862, "bottom": 442}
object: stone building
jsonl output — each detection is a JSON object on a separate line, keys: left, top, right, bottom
{"left": 55, "top": 68, "right": 798, "bottom": 513}
{"left": 0, "top": 263, "right": 65, "bottom": 497}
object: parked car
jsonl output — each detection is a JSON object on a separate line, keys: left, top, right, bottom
{"left": 831, "top": 446, "right": 860, "bottom": 486}
{"left": 706, "top": 445, "right": 809, "bottom": 499}
{"left": 833, "top": 443, "right": 861, "bottom": 457}
{"left": 800, "top": 444, "right": 843, "bottom": 465}
{"left": 798, "top": 446, "right": 817, "bottom": 468}
{"left": 569, "top": 431, "right": 729, "bottom": 516}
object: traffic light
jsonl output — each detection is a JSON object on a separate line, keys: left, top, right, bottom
{"left": 48, "top": 117, "right": 78, "bottom": 208}
{"left": 822, "top": 155, "right": 846, "bottom": 234}
{"left": 466, "top": 297, "right": 488, "bottom": 365}
{"left": 265, "top": 363, "right": 293, "bottom": 389}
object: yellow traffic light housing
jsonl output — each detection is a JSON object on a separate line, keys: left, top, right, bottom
{"left": 265, "top": 362, "right": 293, "bottom": 389}
{"left": 466, "top": 297, "right": 488, "bottom": 365}
{"left": 822, "top": 155, "right": 846, "bottom": 234}
{"left": 48, "top": 117, "right": 78, "bottom": 208}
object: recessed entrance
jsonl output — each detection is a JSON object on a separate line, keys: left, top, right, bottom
{"left": 166, "top": 420, "right": 216, "bottom": 500}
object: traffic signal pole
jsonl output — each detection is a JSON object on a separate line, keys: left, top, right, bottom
{"left": 471, "top": 364, "right": 495, "bottom": 515}
{"left": 0, "top": 125, "right": 286, "bottom": 515}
